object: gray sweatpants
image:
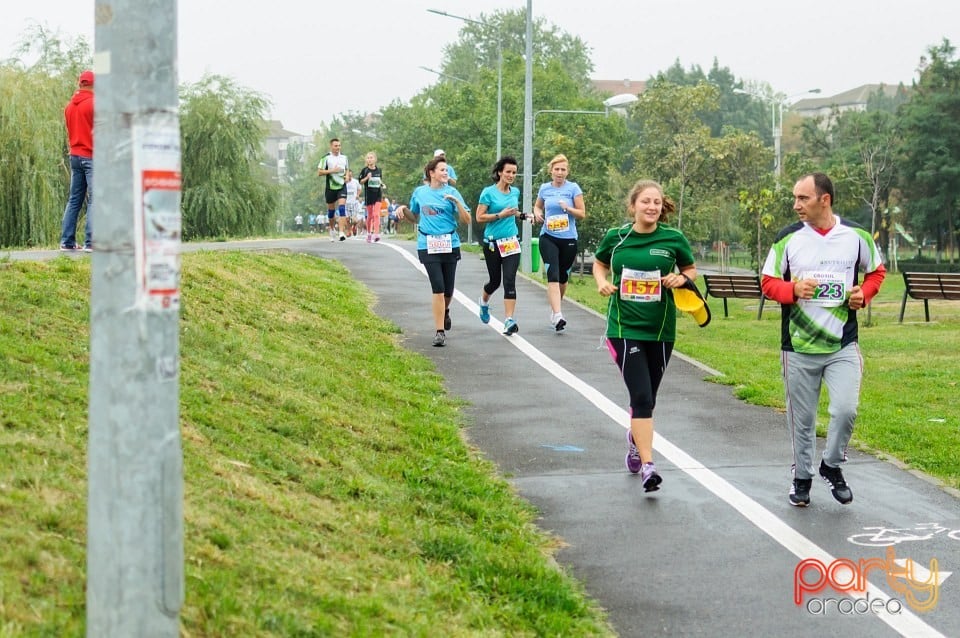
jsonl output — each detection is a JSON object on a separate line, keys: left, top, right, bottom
{"left": 781, "top": 343, "right": 863, "bottom": 479}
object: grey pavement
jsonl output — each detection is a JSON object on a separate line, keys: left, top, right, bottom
{"left": 9, "top": 237, "right": 959, "bottom": 637}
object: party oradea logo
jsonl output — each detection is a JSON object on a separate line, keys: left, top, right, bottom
{"left": 795, "top": 547, "right": 949, "bottom": 614}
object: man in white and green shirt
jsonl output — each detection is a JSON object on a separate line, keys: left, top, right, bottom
{"left": 761, "top": 172, "right": 886, "bottom": 508}
{"left": 317, "top": 138, "right": 349, "bottom": 241}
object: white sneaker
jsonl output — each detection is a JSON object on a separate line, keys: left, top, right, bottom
{"left": 551, "top": 312, "right": 566, "bottom": 332}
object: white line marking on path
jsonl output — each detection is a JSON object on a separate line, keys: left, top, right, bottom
{"left": 382, "top": 241, "right": 944, "bottom": 638}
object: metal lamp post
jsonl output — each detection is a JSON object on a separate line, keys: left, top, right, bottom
{"left": 521, "top": 0, "right": 534, "bottom": 273}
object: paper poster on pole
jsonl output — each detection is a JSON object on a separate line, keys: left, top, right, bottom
{"left": 132, "top": 121, "right": 182, "bottom": 312}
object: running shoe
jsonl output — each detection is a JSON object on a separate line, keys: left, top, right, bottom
{"left": 502, "top": 317, "right": 518, "bottom": 335}
{"left": 339, "top": 233, "right": 346, "bottom": 242}
{"left": 59, "top": 244, "right": 77, "bottom": 251}
{"left": 789, "top": 478, "right": 812, "bottom": 507}
{"left": 551, "top": 312, "right": 567, "bottom": 332}
{"left": 444, "top": 309, "right": 452, "bottom": 331}
{"left": 819, "top": 460, "right": 853, "bottom": 504}
{"left": 432, "top": 331, "right": 446, "bottom": 347}
{"left": 82, "top": 245, "right": 93, "bottom": 252}
{"left": 625, "top": 430, "right": 641, "bottom": 474}
{"left": 366, "top": 234, "right": 372, "bottom": 243}
{"left": 374, "top": 235, "right": 381, "bottom": 242}
{"left": 641, "top": 462, "right": 662, "bottom": 492}
{"left": 478, "top": 297, "right": 490, "bottom": 324}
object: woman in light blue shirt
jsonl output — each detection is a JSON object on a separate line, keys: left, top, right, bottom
{"left": 396, "top": 157, "right": 471, "bottom": 347}
{"left": 475, "top": 156, "right": 525, "bottom": 335}
{"left": 532, "top": 154, "right": 586, "bottom": 332}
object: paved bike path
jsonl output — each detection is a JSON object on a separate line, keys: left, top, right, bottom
{"left": 305, "top": 237, "right": 959, "bottom": 638}
{"left": 12, "top": 238, "right": 960, "bottom": 637}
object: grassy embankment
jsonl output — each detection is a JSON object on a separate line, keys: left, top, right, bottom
{"left": 0, "top": 252, "right": 613, "bottom": 637}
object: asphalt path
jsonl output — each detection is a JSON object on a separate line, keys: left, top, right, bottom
{"left": 11, "top": 237, "right": 960, "bottom": 637}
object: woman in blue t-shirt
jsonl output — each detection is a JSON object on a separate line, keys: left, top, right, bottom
{"left": 396, "top": 157, "right": 471, "bottom": 347}
{"left": 475, "top": 156, "right": 525, "bottom": 336}
{"left": 532, "top": 154, "right": 585, "bottom": 332}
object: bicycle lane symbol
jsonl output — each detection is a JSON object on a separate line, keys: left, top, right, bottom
{"left": 847, "top": 523, "right": 960, "bottom": 548}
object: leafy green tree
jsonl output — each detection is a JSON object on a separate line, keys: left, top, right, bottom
{"left": 441, "top": 9, "right": 593, "bottom": 88}
{"left": 0, "top": 25, "right": 90, "bottom": 247}
{"left": 632, "top": 80, "right": 719, "bottom": 229}
{"left": 179, "top": 74, "right": 278, "bottom": 240}
{"left": 696, "top": 129, "right": 773, "bottom": 267}
{"left": 534, "top": 109, "right": 634, "bottom": 264}
{"left": 830, "top": 109, "right": 902, "bottom": 248}
{"left": 898, "top": 39, "right": 960, "bottom": 260}
{"left": 285, "top": 139, "right": 324, "bottom": 223}
{"left": 649, "top": 59, "right": 772, "bottom": 143}
{"left": 737, "top": 185, "right": 795, "bottom": 271}
{"left": 865, "top": 84, "right": 911, "bottom": 113}
{"left": 373, "top": 37, "right": 620, "bottom": 247}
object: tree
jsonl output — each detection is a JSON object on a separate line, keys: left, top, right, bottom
{"left": 632, "top": 80, "right": 719, "bottom": 229}
{"left": 372, "top": 23, "right": 625, "bottom": 249}
{"left": 179, "top": 75, "right": 278, "bottom": 240}
{"left": 285, "top": 139, "right": 324, "bottom": 224}
{"left": 534, "top": 108, "right": 634, "bottom": 264}
{"left": 441, "top": 9, "right": 593, "bottom": 89}
{"left": 649, "top": 59, "right": 772, "bottom": 142}
{"left": 700, "top": 129, "right": 774, "bottom": 268}
{"left": 831, "top": 109, "right": 902, "bottom": 250}
{"left": 898, "top": 39, "right": 960, "bottom": 262}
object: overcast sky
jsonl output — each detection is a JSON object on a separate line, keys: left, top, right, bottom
{"left": 4, "top": 1, "right": 959, "bottom": 135}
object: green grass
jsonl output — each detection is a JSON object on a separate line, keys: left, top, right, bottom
{"left": 0, "top": 253, "right": 613, "bottom": 637}
{"left": 559, "top": 269, "right": 960, "bottom": 489}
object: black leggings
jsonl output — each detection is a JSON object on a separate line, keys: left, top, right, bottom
{"left": 606, "top": 338, "right": 673, "bottom": 419}
{"left": 538, "top": 233, "right": 578, "bottom": 284}
{"left": 418, "top": 249, "right": 461, "bottom": 296}
{"left": 481, "top": 241, "right": 520, "bottom": 299}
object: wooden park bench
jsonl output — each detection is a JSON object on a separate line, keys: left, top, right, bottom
{"left": 899, "top": 271, "right": 960, "bottom": 322}
{"left": 703, "top": 273, "right": 767, "bottom": 319}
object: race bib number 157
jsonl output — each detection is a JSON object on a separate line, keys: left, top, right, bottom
{"left": 619, "top": 268, "right": 661, "bottom": 302}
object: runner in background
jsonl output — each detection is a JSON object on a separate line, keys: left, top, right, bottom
{"left": 345, "top": 169, "right": 363, "bottom": 236}
{"left": 359, "top": 152, "right": 384, "bottom": 242}
{"left": 532, "top": 154, "right": 585, "bottom": 332}
{"left": 317, "top": 137, "right": 349, "bottom": 241}
{"left": 475, "top": 156, "right": 524, "bottom": 335}
{"left": 395, "top": 156, "right": 471, "bottom": 347}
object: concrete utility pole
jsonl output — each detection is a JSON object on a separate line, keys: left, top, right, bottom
{"left": 87, "top": 1, "right": 184, "bottom": 635}
{"left": 520, "top": 0, "right": 534, "bottom": 273}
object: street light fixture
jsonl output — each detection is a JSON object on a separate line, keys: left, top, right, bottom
{"left": 419, "top": 66, "right": 468, "bottom": 84}
{"left": 602, "top": 92, "right": 639, "bottom": 113}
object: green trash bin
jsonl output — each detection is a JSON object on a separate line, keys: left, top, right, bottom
{"left": 530, "top": 237, "right": 540, "bottom": 272}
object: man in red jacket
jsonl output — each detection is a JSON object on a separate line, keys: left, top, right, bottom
{"left": 60, "top": 70, "right": 95, "bottom": 251}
